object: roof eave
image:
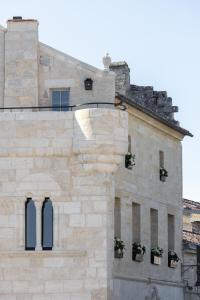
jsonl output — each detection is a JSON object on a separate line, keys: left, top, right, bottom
{"left": 116, "top": 93, "right": 193, "bottom": 138}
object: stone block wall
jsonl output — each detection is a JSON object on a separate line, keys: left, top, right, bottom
{"left": 0, "top": 108, "right": 128, "bottom": 299}
{"left": 112, "top": 107, "right": 184, "bottom": 299}
{"left": 4, "top": 19, "right": 39, "bottom": 108}
{"left": 38, "top": 43, "right": 115, "bottom": 108}
{"left": 0, "top": 26, "right": 4, "bottom": 108}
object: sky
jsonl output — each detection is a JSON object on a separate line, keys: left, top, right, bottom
{"left": 0, "top": 0, "right": 199, "bottom": 201}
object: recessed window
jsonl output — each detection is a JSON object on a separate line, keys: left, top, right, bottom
{"left": 150, "top": 208, "right": 158, "bottom": 248}
{"left": 52, "top": 89, "right": 70, "bottom": 111}
{"left": 159, "top": 150, "right": 164, "bottom": 168}
{"left": 114, "top": 197, "right": 121, "bottom": 239}
{"left": 25, "top": 198, "right": 36, "bottom": 251}
{"left": 42, "top": 198, "right": 53, "bottom": 250}
{"left": 159, "top": 150, "right": 168, "bottom": 182}
{"left": 168, "top": 214, "right": 175, "bottom": 250}
{"left": 128, "top": 135, "right": 132, "bottom": 152}
{"left": 132, "top": 202, "right": 141, "bottom": 243}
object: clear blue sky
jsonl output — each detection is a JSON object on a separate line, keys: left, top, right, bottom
{"left": 1, "top": 0, "right": 199, "bottom": 201}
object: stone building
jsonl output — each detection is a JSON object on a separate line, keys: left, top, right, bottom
{"left": 0, "top": 17, "right": 192, "bottom": 299}
{"left": 183, "top": 199, "right": 200, "bottom": 300}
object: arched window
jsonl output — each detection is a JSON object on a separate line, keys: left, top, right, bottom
{"left": 42, "top": 198, "right": 53, "bottom": 250}
{"left": 25, "top": 198, "right": 36, "bottom": 250}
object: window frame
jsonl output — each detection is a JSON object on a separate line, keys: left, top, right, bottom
{"left": 51, "top": 88, "right": 70, "bottom": 111}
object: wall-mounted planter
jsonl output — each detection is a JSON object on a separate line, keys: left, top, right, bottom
{"left": 114, "top": 249, "right": 123, "bottom": 259}
{"left": 151, "top": 255, "right": 161, "bottom": 265}
{"left": 160, "top": 168, "right": 168, "bottom": 182}
{"left": 132, "top": 252, "right": 144, "bottom": 262}
{"left": 168, "top": 259, "right": 177, "bottom": 268}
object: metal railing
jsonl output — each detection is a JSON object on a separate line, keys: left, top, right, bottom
{"left": 0, "top": 101, "right": 126, "bottom": 112}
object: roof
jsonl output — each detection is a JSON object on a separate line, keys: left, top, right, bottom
{"left": 183, "top": 198, "right": 200, "bottom": 210}
{"left": 183, "top": 230, "right": 200, "bottom": 246}
{"left": 117, "top": 93, "right": 193, "bottom": 137}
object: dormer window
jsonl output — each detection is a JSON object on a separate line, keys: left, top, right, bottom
{"left": 84, "top": 78, "right": 93, "bottom": 90}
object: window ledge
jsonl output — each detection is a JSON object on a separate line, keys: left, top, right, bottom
{"left": 0, "top": 250, "right": 87, "bottom": 257}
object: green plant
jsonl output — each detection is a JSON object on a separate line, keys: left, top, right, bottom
{"left": 151, "top": 246, "right": 163, "bottom": 257}
{"left": 160, "top": 168, "right": 168, "bottom": 178}
{"left": 125, "top": 152, "right": 135, "bottom": 169}
{"left": 168, "top": 250, "right": 180, "bottom": 262}
{"left": 132, "top": 242, "right": 146, "bottom": 255}
{"left": 114, "top": 237, "right": 125, "bottom": 252}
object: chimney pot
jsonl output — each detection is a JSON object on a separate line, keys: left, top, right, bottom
{"left": 13, "top": 16, "right": 22, "bottom": 20}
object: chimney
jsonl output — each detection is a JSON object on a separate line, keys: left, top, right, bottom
{"left": 4, "top": 17, "right": 39, "bottom": 107}
{"left": 109, "top": 61, "right": 130, "bottom": 95}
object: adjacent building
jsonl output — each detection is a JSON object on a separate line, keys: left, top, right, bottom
{"left": 183, "top": 199, "right": 200, "bottom": 300}
{"left": 0, "top": 17, "right": 192, "bottom": 299}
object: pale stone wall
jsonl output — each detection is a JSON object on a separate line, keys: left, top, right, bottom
{"left": 1, "top": 19, "right": 114, "bottom": 110}
{"left": 0, "top": 108, "right": 128, "bottom": 299}
{"left": 112, "top": 105, "right": 184, "bottom": 299}
{"left": 0, "top": 25, "right": 5, "bottom": 107}
{"left": 4, "top": 20, "right": 39, "bottom": 107}
{"left": 38, "top": 43, "right": 115, "bottom": 108}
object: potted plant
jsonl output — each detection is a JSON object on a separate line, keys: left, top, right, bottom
{"left": 132, "top": 242, "right": 146, "bottom": 262}
{"left": 114, "top": 237, "right": 125, "bottom": 259}
{"left": 168, "top": 250, "right": 180, "bottom": 268}
{"left": 160, "top": 167, "right": 168, "bottom": 182}
{"left": 151, "top": 247, "right": 163, "bottom": 265}
{"left": 125, "top": 152, "right": 135, "bottom": 170}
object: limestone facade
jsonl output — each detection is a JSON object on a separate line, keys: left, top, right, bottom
{"left": 0, "top": 17, "right": 192, "bottom": 300}
{"left": 0, "top": 109, "right": 128, "bottom": 299}
{"left": 183, "top": 199, "right": 200, "bottom": 300}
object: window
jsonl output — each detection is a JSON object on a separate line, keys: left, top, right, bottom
{"left": 42, "top": 198, "right": 53, "bottom": 250}
{"left": 128, "top": 135, "right": 132, "bottom": 152}
{"left": 52, "top": 89, "right": 69, "bottom": 111}
{"left": 132, "top": 202, "right": 141, "bottom": 243}
{"left": 150, "top": 208, "right": 158, "bottom": 248}
{"left": 25, "top": 198, "right": 36, "bottom": 250}
{"left": 159, "top": 150, "right": 164, "bottom": 168}
{"left": 168, "top": 214, "right": 175, "bottom": 250}
{"left": 114, "top": 197, "right": 121, "bottom": 238}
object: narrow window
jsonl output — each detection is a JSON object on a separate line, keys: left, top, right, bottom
{"left": 42, "top": 198, "right": 53, "bottom": 250}
{"left": 168, "top": 214, "right": 175, "bottom": 250}
{"left": 132, "top": 202, "right": 140, "bottom": 243}
{"left": 150, "top": 208, "right": 158, "bottom": 248}
{"left": 25, "top": 198, "right": 36, "bottom": 250}
{"left": 197, "top": 246, "right": 200, "bottom": 286}
{"left": 159, "top": 150, "right": 164, "bottom": 168}
{"left": 52, "top": 89, "right": 69, "bottom": 111}
{"left": 114, "top": 197, "right": 121, "bottom": 238}
{"left": 128, "top": 135, "right": 132, "bottom": 152}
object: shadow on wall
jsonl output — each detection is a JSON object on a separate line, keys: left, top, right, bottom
{"left": 145, "top": 286, "right": 160, "bottom": 300}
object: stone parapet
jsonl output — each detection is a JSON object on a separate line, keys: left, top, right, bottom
{"left": 73, "top": 108, "right": 128, "bottom": 173}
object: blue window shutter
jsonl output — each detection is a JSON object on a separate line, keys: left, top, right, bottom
{"left": 42, "top": 198, "right": 53, "bottom": 250}
{"left": 25, "top": 198, "right": 36, "bottom": 250}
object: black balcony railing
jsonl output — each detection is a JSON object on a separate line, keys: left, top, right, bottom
{"left": 0, "top": 101, "right": 126, "bottom": 112}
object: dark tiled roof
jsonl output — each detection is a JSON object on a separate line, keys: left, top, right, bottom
{"left": 117, "top": 93, "right": 193, "bottom": 137}
{"left": 183, "top": 198, "right": 200, "bottom": 210}
{"left": 183, "top": 230, "right": 200, "bottom": 246}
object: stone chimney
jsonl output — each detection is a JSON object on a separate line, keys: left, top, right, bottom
{"left": 4, "top": 17, "right": 39, "bottom": 107}
{"left": 109, "top": 61, "right": 130, "bottom": 95}
{"left": 0, "top": 25, "right": 5, "bottom": 108}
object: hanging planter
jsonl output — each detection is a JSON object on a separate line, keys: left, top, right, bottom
{"left": 151, "top": 247, "right": 163, "bottom": 265}
{"left": 168, "top": 250, "right": 180, "bottom": 268}
{"left": 125, "top": 152, "right": 135, "bottom": 170}
{"left": 132, "top": 242, "right": 146, "bottom": 262}
{"left": 114, "top": 237, "right": 125, "bottom": 259}
{"left": 160, "top": 168, "right": 168, "bottom": 182}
